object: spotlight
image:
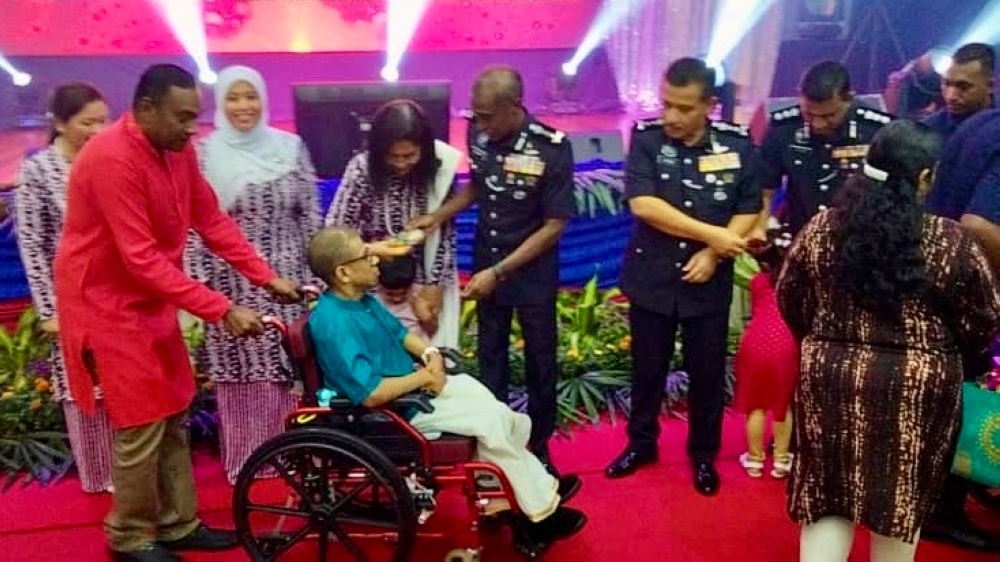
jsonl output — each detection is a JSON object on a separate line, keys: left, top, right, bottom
{"left": 12, "top": 72, "right": 31, "bottom": 87}
{"left": 561, "top": 62, "right": 578, "bottom": 77}
{"left": 199, "top": 68, "right": 218, "bottom": 85}
{"left": 930, "top": 49, "right": 952, "bottom": 75}
{"left": 380, "top": 66, "right": 399, "bottom": 82}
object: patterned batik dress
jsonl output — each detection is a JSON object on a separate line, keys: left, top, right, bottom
{"left": 775, "top": 211, "right": 1000, "bottom": 542}
{"left": 189, "top": 140, "right": 322, "bottom": 484}
{"left": 14, "top": 145, "right": 114, "bottom": 493}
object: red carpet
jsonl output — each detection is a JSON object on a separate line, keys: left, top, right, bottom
{"left": 1, "top": 414, "right": 998, "bottom": 561}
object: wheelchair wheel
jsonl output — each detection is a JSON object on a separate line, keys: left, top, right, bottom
{"left": 971, "top": 483, "right": 1000, "bottom": 510}
{"left": 233, "top": 426, "right": 417, "bottom": 561}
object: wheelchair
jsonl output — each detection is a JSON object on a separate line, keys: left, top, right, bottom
{"left": 231, "top": 305, "right": 542, "bottom": 562}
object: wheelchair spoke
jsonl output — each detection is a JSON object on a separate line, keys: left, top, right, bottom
{"left": 334, "top": 515, "right": 401, "bottom": 530}
{"left": 329, "top": 475, "right": 376, "bottom": 513}
{"left": 259, "top": 522, "right": 316, "bottom": 561}
{"left": 329, "top": 522, "right": 369, "bottom": 561}
{"left": 316, "top": 523, "right": 329, "bottom": 561}
{"left": 245, "top": 502, "right": 312, "bottom": 519}
{"left": 269, "top": 458, "right": 313, "bottom": 505}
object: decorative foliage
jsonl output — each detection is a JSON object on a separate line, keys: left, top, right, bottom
{"left": 183, "top": 320, "right": 218, "bottom": 451}
{"left": 573, "top": 167, "right": 626, "bottom": 217}
{"left": 0, "top": 307, "right": 71, "bottom": 490}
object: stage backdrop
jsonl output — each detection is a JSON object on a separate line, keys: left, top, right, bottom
{"left": 1, "top": 0, "right": 601, "bottom": 55}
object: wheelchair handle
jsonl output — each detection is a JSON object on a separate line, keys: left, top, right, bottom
{"left": 299, "top": 284, "right": 322, "bottom": 301}
{"left": 261, "top": 315, "right": 288, "bottom": 337}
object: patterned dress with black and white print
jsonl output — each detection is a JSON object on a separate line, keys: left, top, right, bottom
{"left": 189, "top": 139, "right": 322, "bottom": 484}
{"left": 14, "top": 145, "right": 114, "bottom": 494}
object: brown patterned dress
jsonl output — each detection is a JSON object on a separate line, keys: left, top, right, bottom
{"left": 775, "top": 211, "right": 1000, "bottom": 542}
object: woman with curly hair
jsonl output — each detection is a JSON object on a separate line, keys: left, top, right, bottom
{"left": 775, "top": 119, "right": 1000, "bottom": 562}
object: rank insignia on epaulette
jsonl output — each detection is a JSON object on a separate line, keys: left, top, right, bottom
{"left": 771, "top": 106, "right": 801, "bottom": 122}
{"left": 528, "top": 122, "right": 566, "bottom": 144}
{"left": 635, "top": 118, "right": 664, "bottom": 131}
{"left": 854, "top": 107, "right": 892, "bottom": 124}
{"left": 711, "top": 120, "right": 749, "bottom": 137}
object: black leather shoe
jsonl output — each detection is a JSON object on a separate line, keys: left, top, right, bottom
{"left": 557, "top": 474, "right": 582, "bottom": 505}
{"left": 693, "top": 461, "right": 720, "bottom": 496}
{"left": 604, "top": 449, "right": 657, "bottom": 479}
{"left": 158, "top": 524, "right": 240, "bottom": 551}
{"left": 109, "top": 545, "right": 181, "bottom": 562}
{"left": 510, "top": 507, "right": 587, "bottom": 559}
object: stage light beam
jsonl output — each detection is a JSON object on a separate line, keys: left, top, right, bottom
{"left": 705, "top": 0, "right": 778, "bottom": 74}
{"left": 150, "top": 0, "right": 216, "bottom": 84}
{"left": 383, "top": 0, "right": 431, "bottom": 81}
{"left": 0, "top": 54, "right": 31, "bottom": 87}
{"left": 562, "top": 0, "right": 650, "bottom": 76}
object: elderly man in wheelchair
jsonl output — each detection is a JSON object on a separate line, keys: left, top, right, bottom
{"left": 231, "top": 226, "right": 587, "bottom": 561}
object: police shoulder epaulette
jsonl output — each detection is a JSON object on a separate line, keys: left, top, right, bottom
{"left": 770, "top": 106, "right": 801, "bottom": 123}
{"left": 854, "top": 106, "right": 893, "bottom": 124}
{"left": 527, "top": 122, "right": 566, "bottom": 144}
{"left": 634, "top": 118, "right": 664, "bottom": 132}
{"left": 711, "top": 120, "right": 749, "bottom": 137}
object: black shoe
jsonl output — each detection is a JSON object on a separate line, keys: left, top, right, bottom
{"left": 158, "top": 524, "right": 240, "bottom": 551}
{"left": 557, "top": 474, "right": 582, "bottom": 505}
{"left": 604, "top": 449, "right": 657, "bottom": 479}
{"left": 693, "top": 461, "right": 720, "bottom": 496}
{"left": 510, "top": 507, "right": 587, "bottom": 558}
{"left": 109, "top": 545, "right": 181, "bottom": 562}
{"left": 923, "top": 514, "right": 1000, "bottom": 552}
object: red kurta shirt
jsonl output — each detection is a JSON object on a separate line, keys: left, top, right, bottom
{"left": 53, "top": 113, "right": 277, "bottom": 429}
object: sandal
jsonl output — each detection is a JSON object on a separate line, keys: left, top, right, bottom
{"left": 771, "top": 453, "right": 794, "bottom": 479}
{"left": 739, "top": 453, "right": 766, "bottom": 478}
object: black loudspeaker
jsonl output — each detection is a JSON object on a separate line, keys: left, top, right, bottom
{"left": 791, "top": 0, "right": 854, "bottom": 41}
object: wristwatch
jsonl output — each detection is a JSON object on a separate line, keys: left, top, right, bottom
{"left": 421, "top": 347, "right": 441, "bottom": 365}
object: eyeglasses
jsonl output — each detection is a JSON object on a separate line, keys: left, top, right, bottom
{"left": 336, "top": 245, "right": 378, "bottom": 268}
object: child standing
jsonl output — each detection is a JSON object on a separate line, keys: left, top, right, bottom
{"left": 734, "top": 229, "right": 799, "bottom": 479}
{"left": 375, "top": 254, "right": 433, "bottom": 342}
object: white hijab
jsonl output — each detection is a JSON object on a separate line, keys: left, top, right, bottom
{"left": 202, "top": 65, "right": 300, "bottom": 210}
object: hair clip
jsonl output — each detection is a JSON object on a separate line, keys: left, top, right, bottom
{"left": 863, "top": 162, "right": 889, "bottom": 182}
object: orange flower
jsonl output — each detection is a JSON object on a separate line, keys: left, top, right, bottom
{"left": 29, "top": 398, "right": 42, "bottom": 411}
{"left": 34, "top": 377, "right": 50, "bottom": 393}
{"left": 619, "top": 335, "right": 632, "bottom": 351}
{"left": 514, "top": 338, "right": 525, "bottom": 349}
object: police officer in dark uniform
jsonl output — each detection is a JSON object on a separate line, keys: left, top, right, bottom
{"left": 409, "top": 66, "right": 575, "bottom": 476}
{"left": 604, "top": 58, "right": 762, "bottom": 497}
{"left": 755, "top": 61, "right": 892, "bottom": 239}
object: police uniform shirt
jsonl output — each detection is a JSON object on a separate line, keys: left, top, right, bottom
{"left": 619, "top": 118, "right": 763, "bottom": 319}
{"left": 467, "top": 114, "right": 575, "bottom": 306}
{"left": 927, "top": 108, "right": 1000, "bottom": 222}
{"left": 760, "top": 104, "right": 892, "bottom": 235}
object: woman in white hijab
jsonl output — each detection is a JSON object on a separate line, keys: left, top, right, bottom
{"left": 192, "top": 65, "right": 322, "bottom": 484}
{"left": 325, "top": 99, "right": 462, "bottom": 349}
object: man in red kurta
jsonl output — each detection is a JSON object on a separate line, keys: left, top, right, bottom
{"left": 54, "top": 64, "right": 300, "bottom": 562}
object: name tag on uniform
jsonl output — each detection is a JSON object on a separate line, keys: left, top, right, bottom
{"left": 697, "top": 153, "right": 741, "bottom": 173}
{"left": 503, "top": 154, "right": 546, "bottom": 176}
{"left": 831, "top": 145, "right": 869, "bottom": 159}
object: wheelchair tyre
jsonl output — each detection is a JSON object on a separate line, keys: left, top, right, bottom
{"left": 445, "top": 549, "right": 481, "bottom": 562}
{"left": 233, "top": 426, "right": 418, "bottom": 561}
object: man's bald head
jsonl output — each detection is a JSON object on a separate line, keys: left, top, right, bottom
{"left": 473, "top": 65, "right": 524, "bottom": 106}
{"left": 308, "top": 226, "right": 362, "bottom": 286}
{"left": 471, "top": 65, "right": 526, "bottom": 141}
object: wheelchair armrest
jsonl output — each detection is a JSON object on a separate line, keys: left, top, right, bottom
{"left": 387, "top": 392, "right": 436, "bottom": 415}
{"left": 438, "top": 347, "right": 466, "bottom": 375}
